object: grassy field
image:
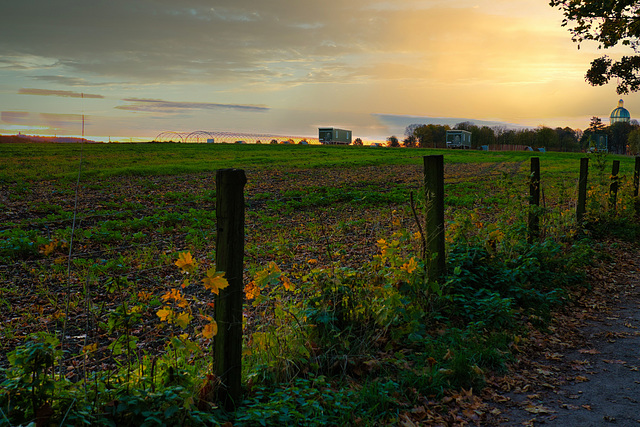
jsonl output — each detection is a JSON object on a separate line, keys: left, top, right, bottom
{"left": 0, "top": 142, "right": 636, "bottom": 425}
{"left": 4, "top": 141, "right": 629, "bottom": 179}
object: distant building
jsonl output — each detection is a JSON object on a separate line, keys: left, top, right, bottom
{"left": 445, "top": 130, "right": 472, "bottom": 149}
{"left": 610, "top": 99, "right": 631, "bottom": 125}
{"left": 318, "top": 128, "right": 352, "bottom": 145}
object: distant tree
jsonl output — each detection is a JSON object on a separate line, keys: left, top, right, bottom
{"left": 454, "top": 121, "right": 475, "bottom": 131}
{"left": 515, "top": 128, "right": 537, "bottom": 148}
{"left": 609, "top": 121, "right": 632, "bottom": 154}
{"left": 387, "top": 135, "right": 400, "bottom": 147}
{"left": 352, "top": 138, "right": 363, "bottom": 146}
{"left": 588, "top": 116, "right": 606, "bottom": 132}
{"left": 550, "top": 0, "right": 640, "bottom": 94}
{"left": 413, "top": 124, "right": 450, "bottom": 148}
{"left": 536, "top": 126, "right": 560, "bottom": 149}
{"left": 403, "top": 135, "right": 417, "bottom": 147}
{"left": 476, "top": 126, "right": 497, "bottom": 147}
{"left": 554, "top": 126, "right": 580, "bottom": 151}
{"left": 404, "top": 124, "right": 422, "bottom": 137}
{"left": 414, "top": 126, "right": 433, "bottom": 148}
{"left": 628, "top": 128, "right": 640, "bottom": 154}
{"left": 492, "top": 126, "right": 507, "bottom": 144}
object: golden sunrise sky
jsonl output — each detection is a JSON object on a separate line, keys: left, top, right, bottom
{"left": 0, "top": 0, "right": 635, "bottom": 141}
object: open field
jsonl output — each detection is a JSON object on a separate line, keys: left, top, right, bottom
{"left": 1, "top": 143, "right": 637, "bottom": 425}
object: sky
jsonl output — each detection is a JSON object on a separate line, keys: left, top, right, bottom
{"left": 0, "top": 0, "right": 636, "bottom": 142}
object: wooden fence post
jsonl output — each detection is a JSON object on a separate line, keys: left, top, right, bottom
{"left": 214, "top": 168, "right": 246, "bottom": 410}
{"left": 423, "top": 155, "right": 445, "bottom": 281}
{"left": 609, "top": 160, "right": 620, "bottom": 211}
{"left": 577, "top": 158, "right": 589, "bottom": 225}
{"left": 634, "top": 157, "right": 640, "bottom": 216}
{"left": 528, "top": 157, "right": 540, "bottom": 243}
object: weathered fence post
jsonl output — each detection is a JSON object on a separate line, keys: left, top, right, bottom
{"left": 577, "top": 158, "right": 589, "bottom": 225}
{"left": 528, "top": 157, "right": 540, "bottom": 243}
{"left": 423, "top": 155, "right": 445, "bottom": 282}
{"left": 634, "top": 157, "right": 640, "bottom": 216}
{"left": 214, "top": 168, "right": 246, "bottom": 410}
{"left": 609, "top": 160, "right": 620, "bottom": 211}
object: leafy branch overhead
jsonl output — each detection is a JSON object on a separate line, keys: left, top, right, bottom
{"left": 550, "top": 0, "right": 640, "bottom": 93}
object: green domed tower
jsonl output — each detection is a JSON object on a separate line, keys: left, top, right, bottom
{"left": 610, "top": 99, "right": 631, "bottom": 125}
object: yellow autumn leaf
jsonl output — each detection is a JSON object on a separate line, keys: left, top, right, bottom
{"left": 202, "top": 321, "right": 218, "bottom": 339}
{"left": 282, "top": 276, "right": 295, "bottom": 291}
{"left": 402, "top": 258, "right": 418, "bottom": 274}
{"left": 202, "top": 268, "right": 229, "bottom": 295}
{"left": 83, "top": 343, "right": 98, "bottom": 353}
{"left": 137, "top": 291, "right": 153, "bottom": 302}
{"left": 40, "top": 241, "right": 57, "bottom": 256}
{"left": 175, "top": 311, "right": 192, "bottom": 328}
{"left": 244, "top": 281, "right": 260, "bottom": 300}
{"left": 175, "top": 251, "right": 197, "bottom": 274}
{"left": 161, "top": 288, "right": 188, "bottom": 307}
{"left": 268, "top": 261, "right": 281, "bottom": 272}
{"left": 157, "top": 307, "right": 173, "bottom": 322}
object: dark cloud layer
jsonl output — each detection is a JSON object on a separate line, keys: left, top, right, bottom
{"left": 116, "top": 98, "right": 269, "bottom": 113}
{"left": 1, "top": 111, "right": 30, "bottom": 124}
{"left": 19, "top": 88, "right": 104, "bottom": 98}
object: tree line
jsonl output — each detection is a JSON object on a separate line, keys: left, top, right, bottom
{"left": 382, "top": 119, "right": 640, "bottom": 154}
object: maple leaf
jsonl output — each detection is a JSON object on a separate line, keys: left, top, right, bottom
{"left": 202, "top": 321, "right": 218, "bottom": 339}
{"left": 162, "top": 288, "right": 188, "bottom": 307}
{"left": 202, "top": 268, "right": 229, "bottom": 295}
{"left": 175, "top": 312, "right": 192, "bottom": 328}
{"left": 157, "top": 307, "right": 173, "bottom": 322}
{"left": 175, "top": 251, "right": 197, "bottom": 274}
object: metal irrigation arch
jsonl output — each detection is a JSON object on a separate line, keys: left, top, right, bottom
{"left": 154, "top": 131, "right": 188, "bottom": 143}
{"left": 184, "top": 131, "right": 217, "bottom": 143}
{"left": 154, "top": 129, "right": 321, "bottom": 144}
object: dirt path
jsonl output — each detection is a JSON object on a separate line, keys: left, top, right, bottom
{"left": 490, "top": 240, "right": 640, "bottom": 426}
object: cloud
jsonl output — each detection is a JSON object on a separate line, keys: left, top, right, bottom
{"left": 1, "top": 111, "right": 83, "bottom": 131}
{"left": 1, "top": 111, "right": 30, "bottom": 124}
{"left": 116, "top": 98, "right": 269, "bottom": 113}
{"left": 31, "top": 75, "right": 93, "bottom": 86}
{"left": 39, "top": 113, "right": 83, "bottom": 129}
{"left": 19, "top": 88, "right": 104, "bottom": 98}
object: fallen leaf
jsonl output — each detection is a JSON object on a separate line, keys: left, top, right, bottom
{"left": 603, "top": 359, "right": 627, "bottom": 365}
{"left": 524, "top": 404, "right": 555, "bottom": 414}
